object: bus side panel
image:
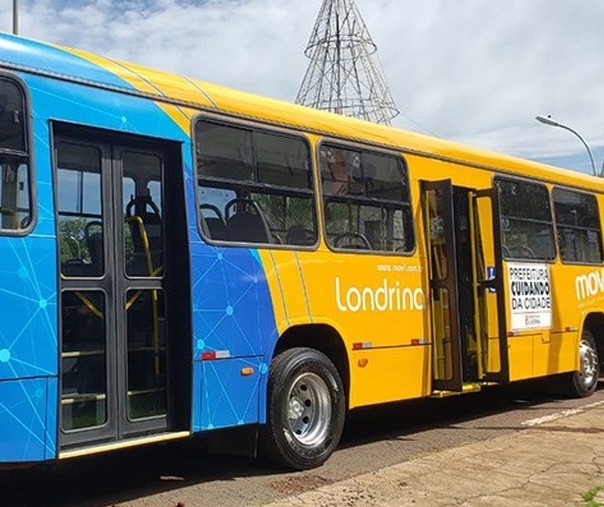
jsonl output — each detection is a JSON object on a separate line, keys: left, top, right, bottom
{"left": 26, "top": 65, "right": 281, "bottom": 435}
{"left": 257, "top": 246, "right": 432, "bottom": 408}
{"left": 350, "top": 347, "right": 431, "bottom": 407}
{"left": 0, "top": 377, "right": 52, "bottom": 462}
{"left": 197, "top": 357, "right": 263, "bottom": 430}
{"left": 22, "top": 71, "right": 194, "bottom": 456}
{"left": 188, "top": 237, "right": 278, "bottom": 431}
{"left": 0, "top": 238, "right": 57, "bottom": 381}
{"left": 507, "top": 335, "right": 534, "bottom": 380}
{"left": 0, "top": 72, "right": 61, "bottom": 463}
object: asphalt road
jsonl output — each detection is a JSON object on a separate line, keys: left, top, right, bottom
{"left": 3, "top": 382, "right": 604, "bottom": 507}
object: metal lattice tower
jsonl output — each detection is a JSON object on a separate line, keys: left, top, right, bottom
{"left": 296, "top": 0, "right": 399, "bottom": 125}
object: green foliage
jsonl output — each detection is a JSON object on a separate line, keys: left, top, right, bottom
{"left": 59, "top": 217, "right": 90, "bottom": 263}
{"left": 580, "top": 485, "right": 604, "bottom": 507}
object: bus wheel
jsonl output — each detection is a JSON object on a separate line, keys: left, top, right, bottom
{"left": 260, "top": 347, "right": 345, "bottom": 470}
{"left": 564, "top": 329, "right": 600, "bottom": 398}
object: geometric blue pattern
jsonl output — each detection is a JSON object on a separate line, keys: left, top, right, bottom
{"left": 0, "top": 237, "right": 57, "bottom": 382}
{"left": 0, "top": 33, "right": 281, "bottom": 461}
{"left": 0, "top": 377, "right": 54, "bottom": 461}
{"left": 186, "top": 166, "right": 279, "bottom": 430}
{"left": 191, "top": 244, "right": 277, "bottom": 358}
{"left": 196, "top": 357, "right": 263, "bottom": 430}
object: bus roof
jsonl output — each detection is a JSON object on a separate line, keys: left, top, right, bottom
{"left": 0, "top": 32, "right": 599, "bottom": 192}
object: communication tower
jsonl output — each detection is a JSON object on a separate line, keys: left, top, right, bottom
{"left": 296, "top": 0, "right": 399, "bottom": 125}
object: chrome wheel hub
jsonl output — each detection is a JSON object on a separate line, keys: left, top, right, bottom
{"left": 579, "top": 338, "right": 598, "bottom": 389}
{"left": 286, "top": 372, "right": 331, "bottom": 447}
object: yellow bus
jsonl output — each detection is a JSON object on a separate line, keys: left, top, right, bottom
{"left": 0, "top": 33, "right": 599, "bottom": 471}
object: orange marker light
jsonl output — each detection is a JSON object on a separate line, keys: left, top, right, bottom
{"left": 358, "top": 358, "right": 369, "bottom": 368}
{"left": 241, "top": 367, "right": 255, "bottom": 376}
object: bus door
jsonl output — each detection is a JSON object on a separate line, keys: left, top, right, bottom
{"left": 422, "top": 180, "right": 508, "bottom": 392}
{"left": 54, "top": 129, "right": 188, "bottom": 450}
{"left": 471, "top": 186, "right": 509, "bottom": 383}
{"left": 422, "top": 180, "right": 463, "bottom": 391}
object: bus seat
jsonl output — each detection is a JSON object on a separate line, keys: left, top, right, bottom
{"left": 61, "top": 259, "right": 90, "bottom": 277}
{"left": 225, "top": 198, "right": 271, "bottom": 244}
{"left": 200, "top": 204, "right": 227, "bottom": 241}
{"left": 205, "top": 217, "right": 227, "bottom": 240}
{"left": 125, "top": 195, "right": 163, "bottom": 276}
{"left": 286, "top": 225, "right": 315, "bottom": 246}
{"left": 85, "top": 231, "right": 103, "bottom": 275}
{"left": 227, "top": 211, "right": 270, "bottom": 243}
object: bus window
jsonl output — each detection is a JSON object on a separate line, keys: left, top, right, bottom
{"left": 56, "top": 143, "right": 104, "bottom": 277}
{"left": 320, "top": 144, "right": 413, "bottom": 253}
{"left": 0, "top": 78, "right": 31, "bottom": 231}
{"left": 122, "top": 152, "right": 164, "bottom": 278}
{"left": 553, "top": 188, "right": 603, "bottom": 264}
{"left": 195, "top": 119, "right": 317, "bottom": 247}
{"left": 496, "top": 178, "right": 555, "bottom": 261}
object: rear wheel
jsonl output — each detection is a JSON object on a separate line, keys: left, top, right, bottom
{"left": 260, "top": 347, "right": 345, "bottom": 470}
{"left": 561, "top": 329, "right": 599, "bottom": 398}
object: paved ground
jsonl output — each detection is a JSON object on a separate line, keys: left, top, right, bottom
{"left": 263, "top": 401, "right": 604, "bottom": 507}
{"left": 4, "top": 386, "right": 604, "bottom": 506}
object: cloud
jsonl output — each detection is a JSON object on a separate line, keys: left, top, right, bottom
{"left": 6, "top": 0, "right": 604, "bottom": 171}
{"left": 16, "top": 0, "right": 315, "bottom": 100}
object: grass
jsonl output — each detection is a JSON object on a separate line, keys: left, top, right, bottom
{"left": 580, "top": 485, "right": 604, "bottom": 507}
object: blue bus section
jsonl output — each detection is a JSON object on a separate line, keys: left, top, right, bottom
{"left": 0, "top": 34, "right": 136, "bottom": 91}
{"left": 0, "top": 377, "right": 56, "bottom": 461}
{"left": 189, "top": 235, "right": 278, "bottom": 431}
{"left": 0, "top": 34, "right": 281, "bottom": 463}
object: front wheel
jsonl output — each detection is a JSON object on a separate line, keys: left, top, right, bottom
{"left": 561, "top": 329, "right": 600, "bottom": 398}
{"left": 260, "top": 347, "right": 345, "bottom": 470}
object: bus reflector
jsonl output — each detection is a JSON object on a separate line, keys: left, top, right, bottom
{"left": 358, "top": 359, "right": 369, "bottom": 368}
{"left": 352, "top": 342, "right": 372, "bottom": 350}
{"left": 240, "top": 367, "right": 255, "bottom": 376}
{"left": 201, "top": 350, "right": 231, "bottom": 361}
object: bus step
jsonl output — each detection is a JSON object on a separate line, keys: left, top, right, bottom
{"left": 430, "top": 383, "right": 482, "bottom": 398}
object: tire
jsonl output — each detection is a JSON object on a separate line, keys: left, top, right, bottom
{"left": 560, "top": 329, "right": 600, "bottom": 398}
{"left": 260, "top": 347, "right": 346, "bottom": 470}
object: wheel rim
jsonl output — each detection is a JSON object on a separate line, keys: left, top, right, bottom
{"left": 286, "top": 372, "right": 332, "bottom": 447}
{"left": 579, "top": 338, "right": 599, "bottom": 389}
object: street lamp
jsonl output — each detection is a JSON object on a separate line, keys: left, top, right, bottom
{"left": 535, "top": 115, "right": 597, "bottom": 177}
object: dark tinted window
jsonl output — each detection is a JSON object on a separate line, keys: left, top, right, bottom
{"left": 195, "top": 119, "right": 317, "bottom": 247}
{"left": 0, "top": 79, "right": 25, "bottom": 152}
{"left": 553, "top": 188, "right": 603, "bottom": 264}
{"left": 0, "top": 78, "right": 31, "bottom": 231}
{"left": 320, "top": 144, "right": 413, "bottom": 253}
{"left": 196, "top": 121, "right": 254, "bottom": 182}
{"left": 364, "top": 151, "right": 408, "bottom": 201}
{"left": 257, "top": 132, "right": 310, "bottom": 189}
{"left": 496, "top": 178, "right": 555, "bottom": 260}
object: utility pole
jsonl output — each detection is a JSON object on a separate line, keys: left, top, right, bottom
{"left": 13, "top": 0, "right": 19, "bottom": 35}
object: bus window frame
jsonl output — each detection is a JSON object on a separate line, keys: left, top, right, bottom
{"left": 494, "top": 175, "right": 557, "bottom": 264}
{"left": 191, "top": 112, "right": 320, "bottom": 251}
{"left": 317, "top": 137, "right": 416, "bottom": 257}
{"left": 0, "top": 72, "right": 36, "bottom": 236}
{"left": 552, "top": 185, "right": 604, "bottom": 266}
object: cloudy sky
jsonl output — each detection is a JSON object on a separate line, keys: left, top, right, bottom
{"left": 3, "top": 0, "right": 604, "bottom": 175}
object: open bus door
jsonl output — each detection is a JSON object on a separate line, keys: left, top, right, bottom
{"left": 472, "top": 187, "right": 509, "bottom": 383}
{"left": 422, "top": 180, "right": 509, "bottom": 394}
{"left": 422, "top": 180, "right": 463, "bottom": 392}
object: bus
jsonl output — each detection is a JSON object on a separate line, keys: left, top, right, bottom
{"left": 0, "top": 32, "right": 600, "bottom": 471}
